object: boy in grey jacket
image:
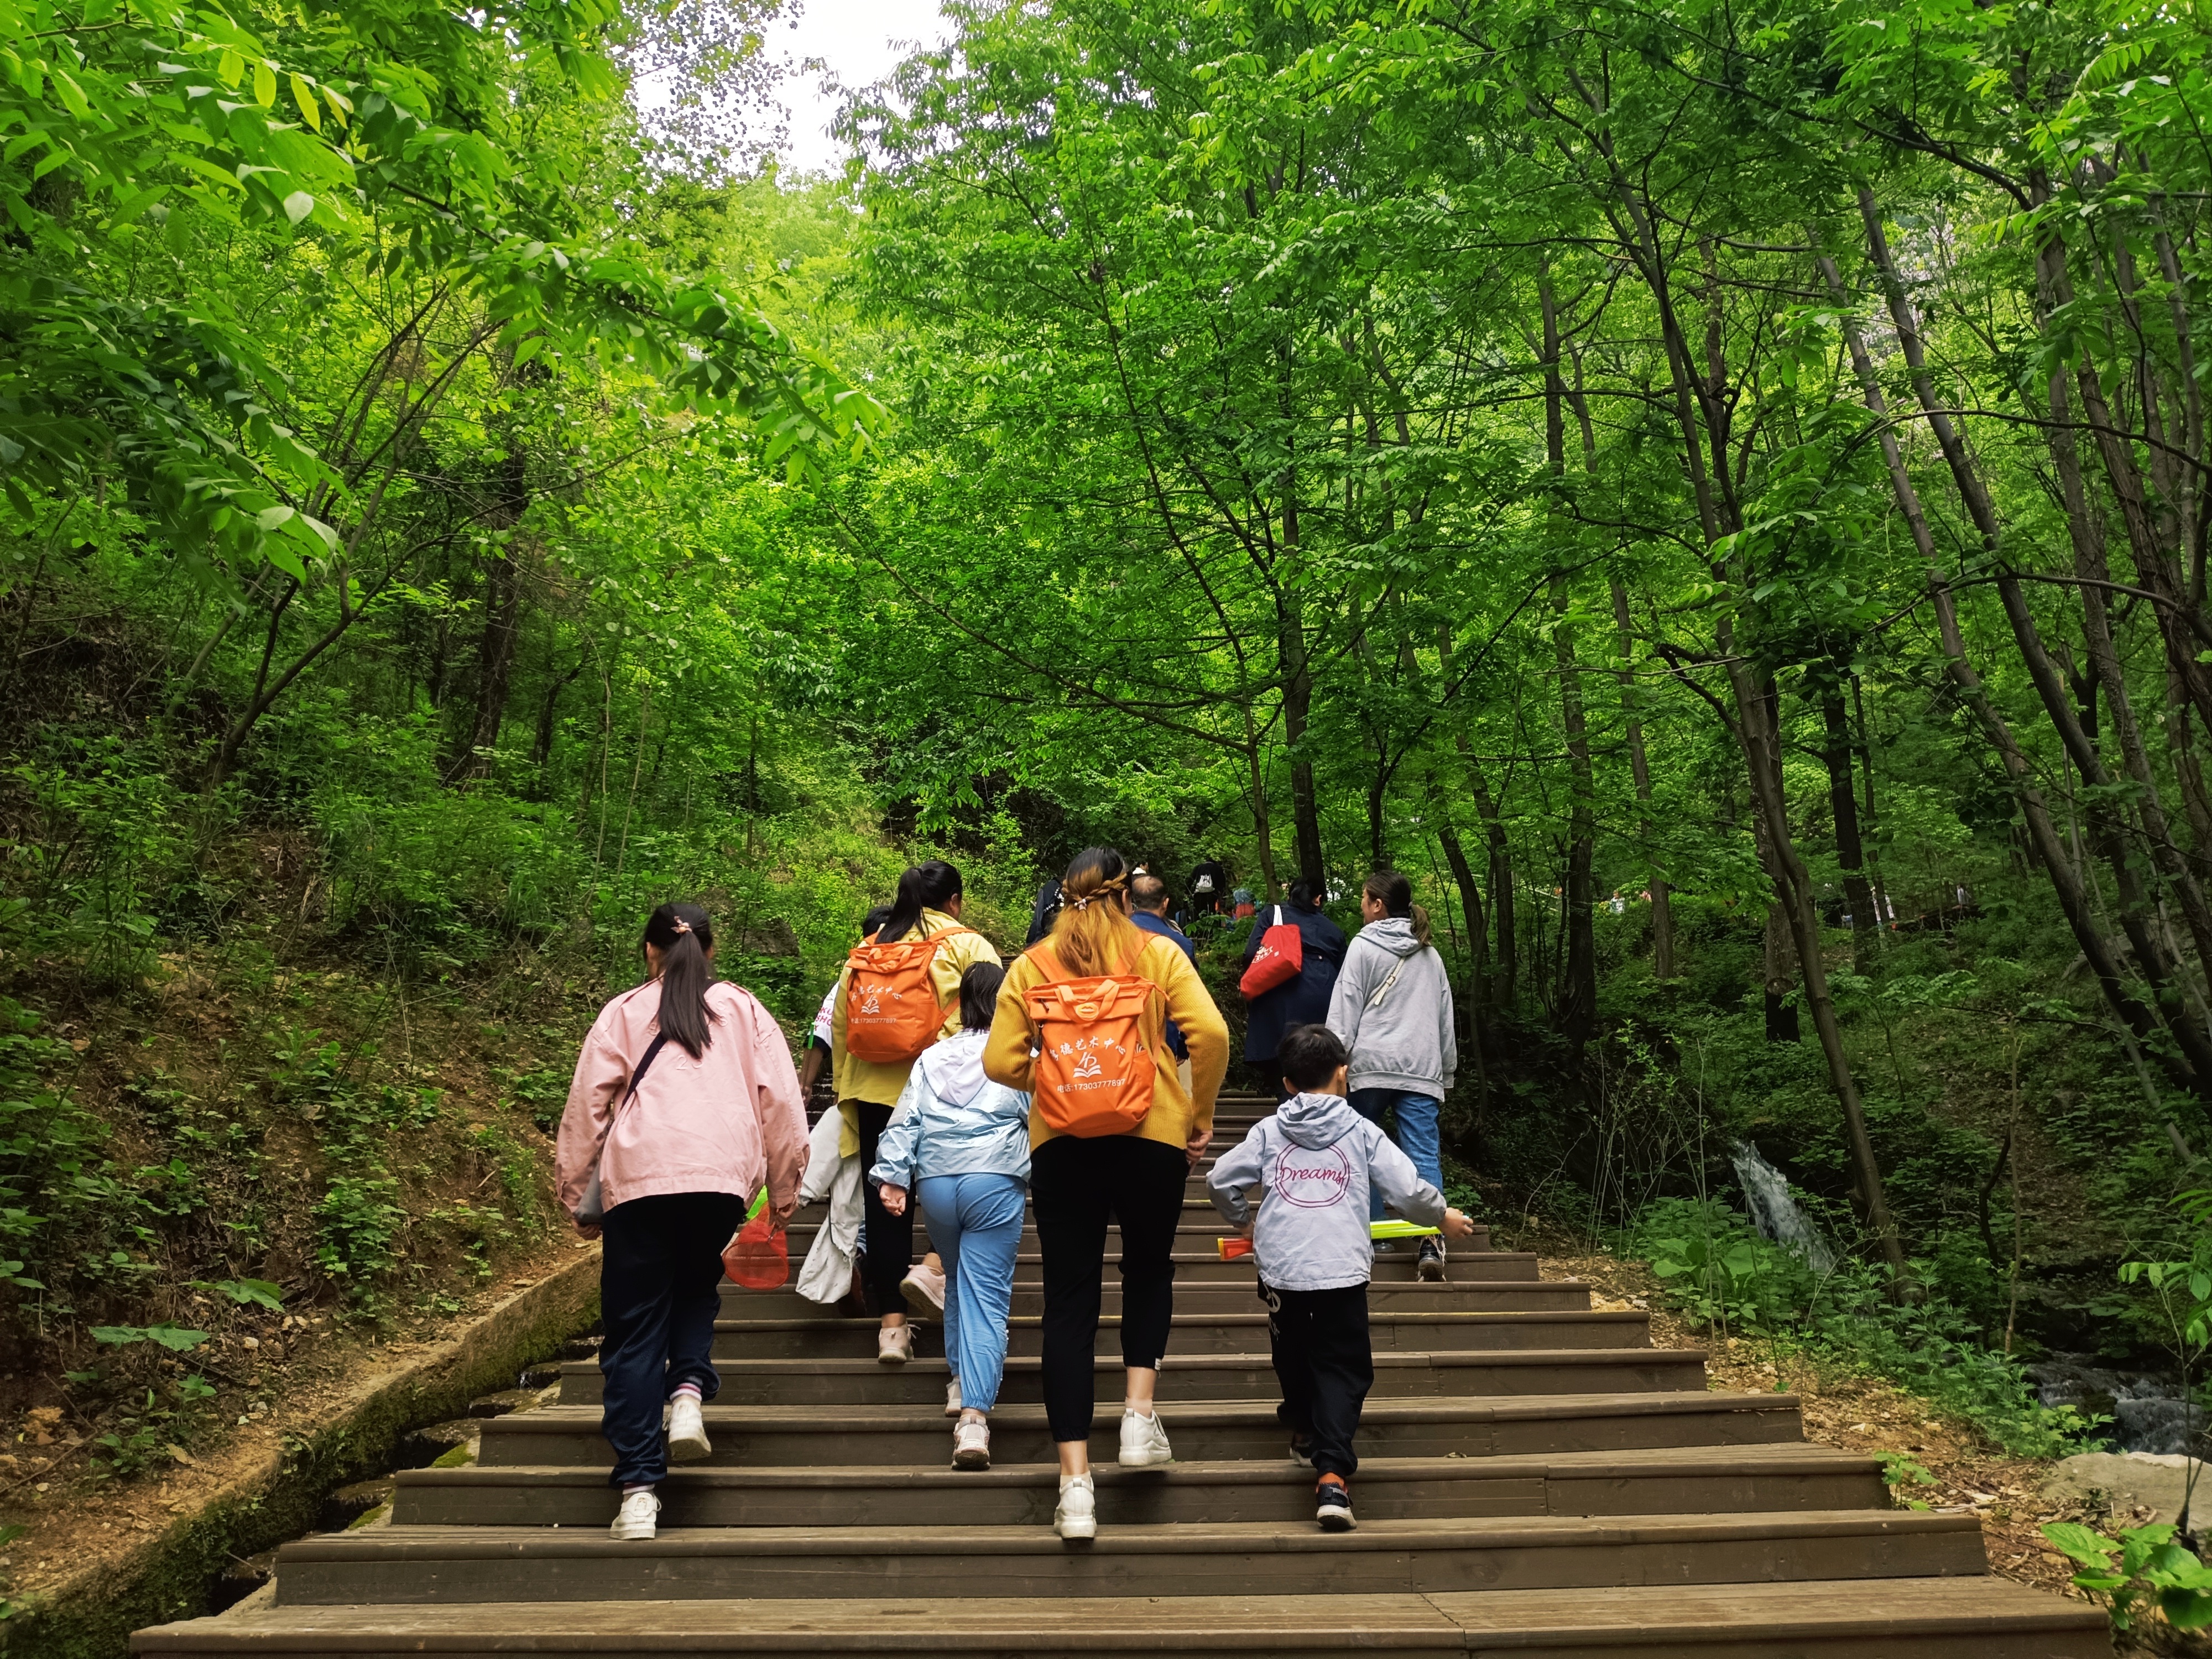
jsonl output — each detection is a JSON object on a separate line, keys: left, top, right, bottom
{"left": 1206, "top": 1024, "right": 1475, "bottom": 1531}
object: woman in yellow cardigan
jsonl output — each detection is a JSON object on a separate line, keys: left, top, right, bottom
{"left": 983, "top": 846, "right": 1228, "bottom": 1540}
{"left": 832, "top": 859, "right": 1001, "bottom": 1363}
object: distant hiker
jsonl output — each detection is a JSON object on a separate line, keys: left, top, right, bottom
{"left": 871, "top": 962, "right": 1029, "bottom": 1470}
{"left": 800, "top": 905, "right": 892, "bottom": 1105}
{"left": 1206, "top": 1023, "right": 1475, "bottom": 1533}
{"left": 832, "top": 860, "right": 1001, "bottom": 1361}
{"left": 1239, "top": 878, "right": 1347, "bottom": 1101}
{"left": 984, "top": 845, "right": 1229, "bottom": 1540}
{"left": 557, "top": 901, "right": 807, "bottom": 1543}
{"left": 1025, "top": 877, "right": 1065, "bottom": 946}
{"left": 1327, "top": 869, "right": 1457, "bottom": 1280}
{"left": 1231, "top": 886, "right": 1257, "bottom": 920}
{"left": 1129, "top": 870, "right": 1198, "bottom": 1095}
{"left": 1187, "top": 857, "right": 1228, "bottom": 916}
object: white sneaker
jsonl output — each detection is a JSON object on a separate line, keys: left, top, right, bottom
{"left": 877, "top": 1323, "right": 914, "bottom": 1365}
{"left": 1054, "top": 1472, "right": 1096, "bottom": 1538}
{"left": 1118, "top": 1408, "right": 1173, "bottom": 1467}
{"left": 609, "top": 1488, "right": 660, "bottom": 1540}
{"left": 901, "top": 1261, "right": 946, "bottom": 1320}
{"left": 952, "top": 1417, "right": 990, "bottom": 1470}
{"left": 666, "top": 1394, "right": 711, "bottom": 1463}
{"left": 945, "top": 1377, "right": 963, "bottom": 1417}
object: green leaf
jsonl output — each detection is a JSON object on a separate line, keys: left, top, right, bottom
{"left": 283, "top": 190, "right": 312, "bottom": 224}
{"left": 2041, "top": 1522, "right": 2119, "bottom": 1566}
{"left": 253, "top": 61, "right": 276, "bottom": 108}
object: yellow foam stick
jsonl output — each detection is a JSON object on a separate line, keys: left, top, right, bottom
{"left": 1370, "top": 1219, "right": 1440, "bottom": 1239}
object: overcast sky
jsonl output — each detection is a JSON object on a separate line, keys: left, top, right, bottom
{"left": 768, "top": 0, "right": 952, "bottom": 173}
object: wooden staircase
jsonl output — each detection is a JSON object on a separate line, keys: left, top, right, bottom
{"left": 134, "top": 1094, "right": 2107, "bottom": 1657}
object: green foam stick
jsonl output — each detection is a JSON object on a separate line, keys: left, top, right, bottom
{"left": 1370, "top": 1219, "right": 1440, "bottom": 1239}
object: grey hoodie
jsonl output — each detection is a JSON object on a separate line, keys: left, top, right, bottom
{"left": 1326, "top": 918, "right": 1457, "bottom": 1098}
{"left": 1206, "top": 1092, "right": 1446, "bottom": 1291}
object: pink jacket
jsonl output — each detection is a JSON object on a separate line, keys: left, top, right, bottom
{"left": 556, "top": 978, "right": 807, "bottom": 1217}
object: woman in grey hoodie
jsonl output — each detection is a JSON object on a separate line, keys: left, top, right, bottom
{"left": 1324, "top": 869, "right": 1457, "bottom": 1280}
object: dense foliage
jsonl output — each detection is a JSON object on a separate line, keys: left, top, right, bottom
{"left": 6, "top": 0, "right": 2212, "bottom": 1472}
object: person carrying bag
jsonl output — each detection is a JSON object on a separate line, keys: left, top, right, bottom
{"left": 983, "top": 846, "right": 1229, "bottom": 1541}
{"left": 557, "top": 901, "right": 807, "bottom": 1543}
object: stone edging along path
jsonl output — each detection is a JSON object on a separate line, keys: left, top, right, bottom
{"left": 2, "top": 1249, "right": 601, "bottom": 1659}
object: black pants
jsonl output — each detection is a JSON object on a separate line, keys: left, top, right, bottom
{"left": 1030, "top": 1133, "right": 1187, "bottom": 1443}
{"left": 854, "top": 1100, "right": 917, "bottom": 1316}
{"left": 1246, "top": 1058, "right": 1293, "bottom": 1103}
{"left": 1261, "top": 1280, "right": 1373, "bottom": 1480}
{"left": 599, "top": 1191, "right": 747, "bottom": 1488}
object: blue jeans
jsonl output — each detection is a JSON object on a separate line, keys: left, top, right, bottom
{"left": 1348, "top": 1089, "right": 1443, "bottom": 1222}
{"left": 917, "top": 1172, "right": 1027, "bottom": 1413}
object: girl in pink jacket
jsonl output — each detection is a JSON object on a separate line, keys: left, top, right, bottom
{"left": 557, "top": 901, "right": 808, "bottom": 1541}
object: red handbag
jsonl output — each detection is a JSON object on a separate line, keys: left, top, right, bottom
{"left": 1238, "top": 906, "right": 1305, "bottom": 998}
{"left": 722, "top": 1212, "right": 789, "bottom": 1290}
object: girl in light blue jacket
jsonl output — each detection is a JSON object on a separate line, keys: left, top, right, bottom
{"left": 872, "top": 962, "right": 1029, "bottom": 1470}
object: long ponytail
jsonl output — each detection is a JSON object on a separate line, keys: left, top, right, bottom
{"left": 878, "top": 859, "right": 963, "bottom": 944}
{"left": 1364, "top": 868, "right": 1432, "bottom": 950}
{"left": 642, "top": 901, "right": 718, "bottom": 1059}
{"left": 1048, "top": 846, "right": 1142, "bottom": 975}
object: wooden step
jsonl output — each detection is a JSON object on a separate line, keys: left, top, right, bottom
{"left": 478, "top": 1392, "right": 1809, "bottom": 1469}
{"left": 128, "top": 1579, "right": 2115, "bottom": 1658}
{"left": 392, "top": 1444, "right": 1888, "bottom": 1527}
{"left": 777, "top": 1218, "right": 1498, "bottom": 1254}
{"left": 265, "top": 1510, "right": 1991, "bottom": 1605}
{"left": 720, "top": 1280, "right": 1595, "bottom": 1317}
{"left": 902, "top": 1252, "right": 1537, "bottom": 1285}
{"left": 707, "top": 1308, "right": 1652, "bottom": 1359}
{"left": 552, "top": 1348, "right": 1710, "bottom": 1407}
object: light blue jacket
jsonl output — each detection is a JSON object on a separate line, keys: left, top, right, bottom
{"left": 868, "top": 1030, "right": 1032, "bottom": 1188}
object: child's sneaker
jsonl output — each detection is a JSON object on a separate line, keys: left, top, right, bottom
{"left": 952, "top": 1417, "right": 990, "bottom": 1470}
{"left": 666, "top": 1394, "right": 712, "bottom": 1463}
{"left": 877, "top": 1323, "right": 914, "bottom": 1365}
{"left": 1054, "top": 1472, "right": 1097, "bottom": 1539}
{"left": 944, "top": 1377, "right": 963, "bottom": 1417}
{"left": 609, "top": 1488, "right": 660, "bottom": 1540}
{"left": 1315, "top": 1474, "right": 1355, "bottom": 1532}
{"left": 1288, "top": 1434, "right": 1316, "bottom": 1468}
{"left": 1117, "top": 1408, "right": 1173, "bottom": 1467}
{"left": 1417, "top": 1237, "right": 1446, "bottom": 1281}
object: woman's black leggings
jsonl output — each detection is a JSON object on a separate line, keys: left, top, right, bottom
{"left": 1029, "top": 1133, "right": 1188, "bottom": 1443}
{"left": 854, "top": 1100, "right": 916, "bottom": 1316}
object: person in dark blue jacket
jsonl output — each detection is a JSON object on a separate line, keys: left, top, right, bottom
{"left": 1130, "top": 872, "right": 1198, "bottom": 1092}
{"left": 1239, "top": 879, "right": 1348, "bottom": 1099}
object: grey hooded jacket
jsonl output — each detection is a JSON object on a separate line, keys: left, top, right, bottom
{"left": 1206, "top": 1092, "right": 1446, "bottom": 1291}
{"left": 1326, "top": 918, "right": 1457, "bottom": 1099}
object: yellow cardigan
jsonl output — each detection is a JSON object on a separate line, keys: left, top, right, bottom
{"left": 983, "top": 929, "right": 1229, "bottom": 1154}
{"left": 831, "top": 907, "right": 1003, "bottom": 1130}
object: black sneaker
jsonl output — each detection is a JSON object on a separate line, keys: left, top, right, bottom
{"left": 1416, "top": 1237, "right": 1446, "bottom": 1281}
{"left": 1288, "top": 1434, "right": 1316, "bottom": 1468}
{"left": 1315, "top": 1476, "right": 1356, "bottom": 1532}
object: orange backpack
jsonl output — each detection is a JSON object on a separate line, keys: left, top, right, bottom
{"left": 843, "top": 926, "right": 972, "bottom": 1065}
{"left": 1022, "top": 942, "right": 1161, "bottom": 1137}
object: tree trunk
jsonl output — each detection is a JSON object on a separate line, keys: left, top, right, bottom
{"left": 1611, "top": 577, "right": 1673, "bottom": 977}
{"left": 1819, "top": 676, "right": 1879, "bottom": 974}
{"left": 1540, "top": 278, "right": 1595, "bottom": 1045}
{"left": 451, "top": 449, "right": 530, "bottom": 784}
{"left": 1552, "top": 569, "right": 1597, "bottom": 1044}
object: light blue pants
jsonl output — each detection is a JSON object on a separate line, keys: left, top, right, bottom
{"left": 917, "top": 1172, "right": 1026, "bottom": 1413}
{"left": 1349, "top": 1089, "right": 1443, "bottom": 1222}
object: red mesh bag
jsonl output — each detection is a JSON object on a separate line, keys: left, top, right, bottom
{"left": 722, "top": 1212, "right": 789, "bottom": 1290}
